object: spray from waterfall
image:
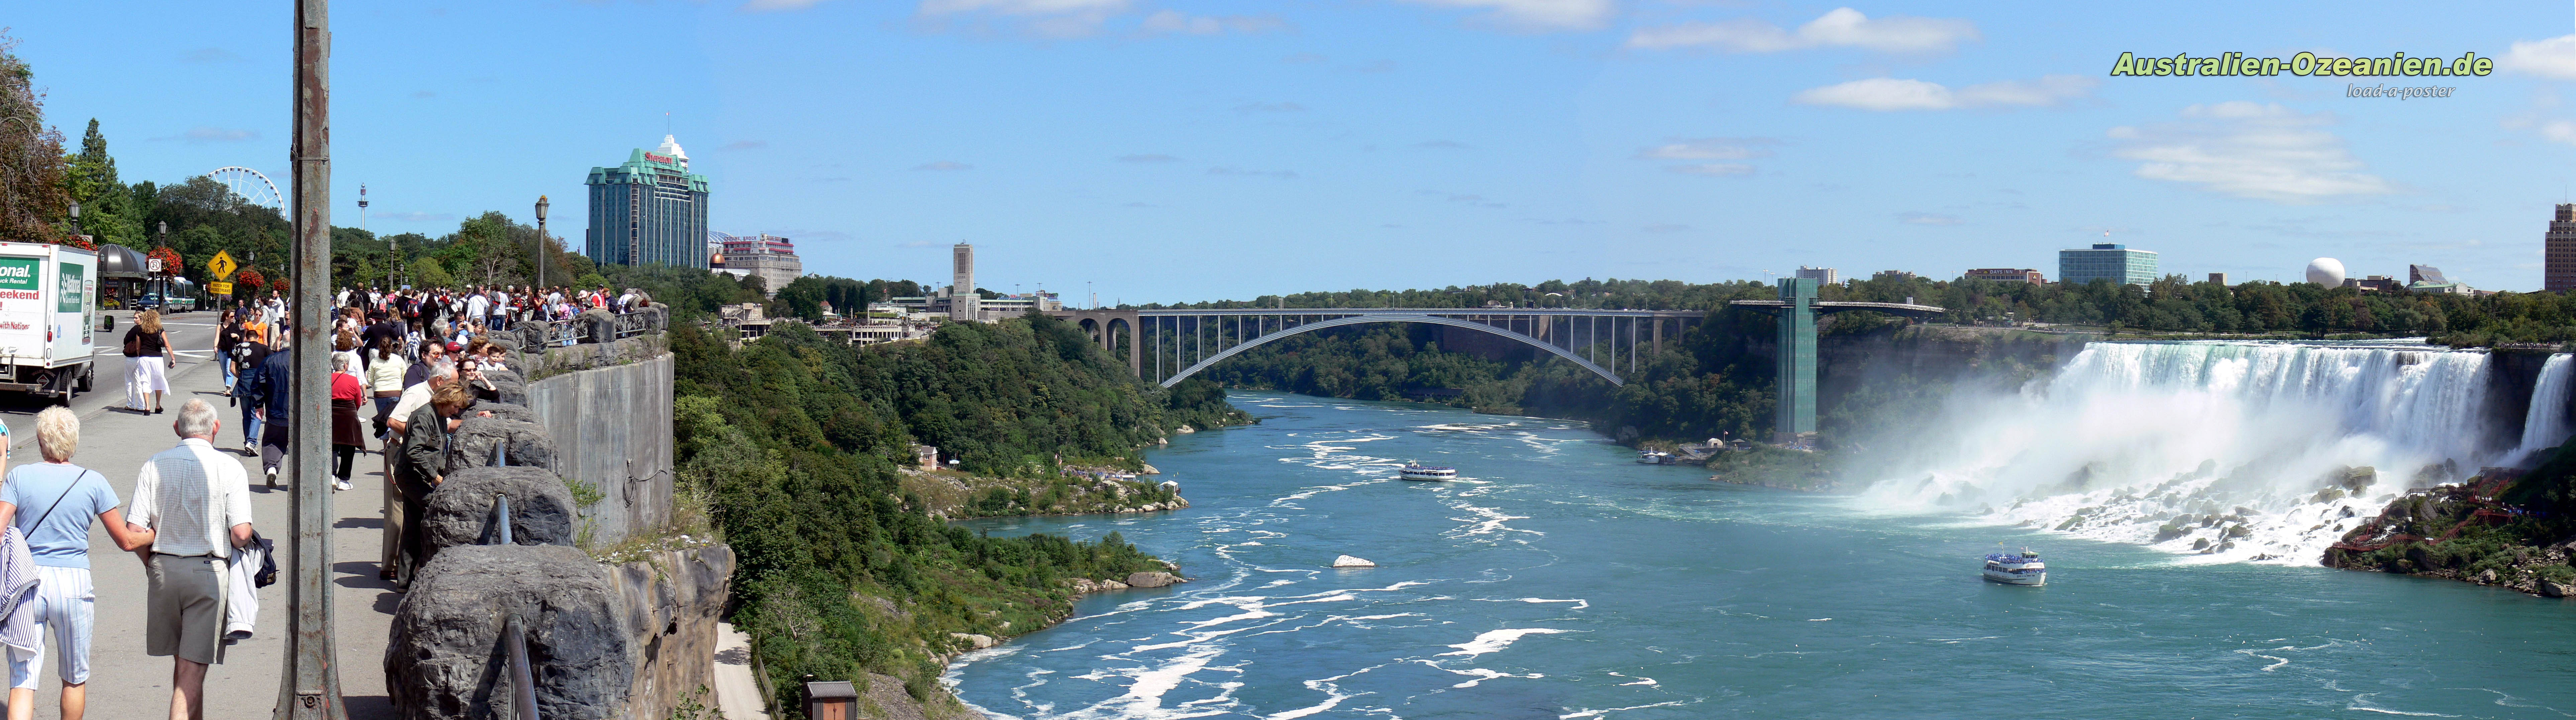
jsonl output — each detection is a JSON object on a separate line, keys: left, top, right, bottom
{"left": 1858, "top": 341, "right": 2533, "bottom": 565}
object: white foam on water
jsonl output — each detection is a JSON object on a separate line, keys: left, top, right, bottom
{"left": 1858, "top": 342, "right": 2545, "bottom": 566}
{"left": 1559, "top": 700, "right": 1689, "bottom": 718}
{"left": 2348, "top": 694, "right": 2461, "bottom": 717}
{"left": 1438, "top": 627, "right": 1574, "bottom": 659}
{"left": 1604, "top": 671, "right": 1659, "bottom": 687}
{"left": 1261, "top": 662, "right": 1394, "bottom": 720}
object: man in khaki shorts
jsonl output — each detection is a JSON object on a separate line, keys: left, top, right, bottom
{"left": 125, "top": 399, "right": 254, "bottom": 720}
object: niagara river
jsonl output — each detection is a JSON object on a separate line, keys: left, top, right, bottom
{"left": 945, "top": 346, "right": 2576, "bottom": 719}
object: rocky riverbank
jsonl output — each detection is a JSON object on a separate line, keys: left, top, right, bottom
{"left": 899, "top": 467, "right": 1189, "bottom": 519}
{"left": 2322, "top": 474, "right": 2576, "bottom": 600}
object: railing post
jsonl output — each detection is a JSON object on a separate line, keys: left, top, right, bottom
{"left": 505, "top": 613, "right": 538, "bottom": 720}
{"left": 492, "top": 494, "right": 513, "bottom": 546}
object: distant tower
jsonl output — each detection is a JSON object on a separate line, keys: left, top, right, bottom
{"left": 951, "top": 243, "right": 980, "bottom": 321}
{"left": 2549, "top": 204, "right": 2576, "bottom": 292}
{"left": 584, "top": 135, "right": 711, "bottom": 269}
{"left": 1773, "top": 278, "right": 1819, "bottom": 445}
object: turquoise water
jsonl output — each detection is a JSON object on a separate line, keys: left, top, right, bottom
{"left": 947, "top": 393, "right": 2576, "bottom": 719}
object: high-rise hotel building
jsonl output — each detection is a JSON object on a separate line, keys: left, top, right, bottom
{"left": 2549, "top": 204, "right": 2576, "bottom": 292}
{"left": 586, "top": 136, "right": 711, "bottom": 269}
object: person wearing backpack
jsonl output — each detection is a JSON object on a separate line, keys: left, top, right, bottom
{"left": 0, "top": 407, "right": 158, "bottom": 720}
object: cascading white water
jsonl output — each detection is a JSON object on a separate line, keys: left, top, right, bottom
{"left": 2512, "top": 354, "right": 2575, "bottom": 464}
{"left": 1859, "top": 341, "right": 2528, "bottom": 565}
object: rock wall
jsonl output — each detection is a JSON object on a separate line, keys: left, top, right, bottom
{"left": 524, "top": 348, "right": 675, "bottom": 547}
{"left": 386, "top": 545, "right": 735, "bottom": 720}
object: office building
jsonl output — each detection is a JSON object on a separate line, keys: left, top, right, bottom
{"left": 1965, "top": 268, "right": 2044, "bottom": 284}
{"left": 585, "top": 135, "right": 711, "bottom": 269}
{"left": 2407, "top": 264, "right": 2471, "bottom": 294}
{"left": 712, "top": 233, "right": 804, "bottom": 296}
{"left": 2207, "top": 273, "right": 2230, "bottom": 286}
{"left": 2344, "top": 275, "right": 2400, "bottom": 293}
{"left": 1795, "top": 266, "right": 1839, "bottom": 285}
{"left": 2552, "top": 205, "right": 2576, "bottom": 292}
{"left": 2058, "top": 243, "right": 2159, "bottom": 286}
{"left": 1872, "top": 270, "right": 1918, "bottom": 282}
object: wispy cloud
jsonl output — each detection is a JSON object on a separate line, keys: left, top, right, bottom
{"left": 1207, "top": 166, "right": 1299, "bottom": 179}
{"left": 1635, "top": 137, "right": 1775, "bottom": 160}
{"left": 741, "top": 0, "right": 830, "bottom": 10}
{"left": 912, "top": 0, "right": 1133, "bottom": 37}
{"left": 913, "top": 161, "right": 973, "bottom": 171}
{"left": 2501, "top": 34, "right": 2576, "bottom": 79}
{"left": 1399, "top": 0, "right": 1615, "bottom": 31}
{"left": 1898, "top": 211, "right": 1964, "bottom": 226}
{"left": 1447, "top": 194, "right": 1507, "bottom": 208}
{"left": 1791, "top": 75, "right": 2096, "bottom": 111}
{"left": 1629, "top": 8, "right": 1978, "bottom": 53}
{"left": 1141, "top": 9, "right": 1291, "bottom": 35}
{"left": 1117, "top": 153, "right": 1180, "bottom": 163}
{"left": 2107, "top": 101, "right": 2396, "bottom": 203}
{"left": 1663, "top": 163, "right": 1757, "bottom": 177}
{"left": 152, "top": 126, "right": 260, "bottom": 144}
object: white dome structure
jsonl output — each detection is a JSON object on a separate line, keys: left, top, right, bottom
{"left": 2305, "top": 258, "right": 2346, "bottom": 287}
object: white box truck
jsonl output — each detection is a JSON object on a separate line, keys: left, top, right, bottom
{"left": 0, "top": 243, "right": 96, "bottom": 401}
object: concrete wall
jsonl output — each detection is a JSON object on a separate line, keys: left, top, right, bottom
{"left": 527, "top": 352, "right": 676, "bottom": 547}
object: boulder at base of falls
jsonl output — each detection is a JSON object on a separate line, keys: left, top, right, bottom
{"left": 950, "top": 633, "right": 997, "bottom": 650}
{"left": 1125, "top": 571, "right": 1185, "bottom": 588}
{"left": 1333, "top": 555, "right": 1376, "bottom": 568}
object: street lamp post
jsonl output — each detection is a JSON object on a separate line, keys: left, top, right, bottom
{"left": 283, "top": 0, "right": 351, "bottom": 714}
{"left": 533, "top": 195, "right": 548, "bottom": 291}
{"left": 67, "top": 200, "right": 78, "bottom": 237}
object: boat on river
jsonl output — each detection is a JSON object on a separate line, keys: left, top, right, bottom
{"left": 1399, "top": 463, "right": 1457, "bottom": 481}
{"left": 1637, "top": 451, "right": 1676, "bottom": 464}
{"left": 1982, "top": 548, "right": 2046, "bottom": 586}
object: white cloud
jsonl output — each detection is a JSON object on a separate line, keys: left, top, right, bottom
{"left": 1399, "top": 0, "right": 1616, "bottom": 31}
{"left": 2501, "top": 34, "right": 2576, "bottom": 79}
{"left": 915, "top": 0, "right": 1134, "bottom": 37}
{"left": 1140, "top": 9, "right": 1290, "bottom": 35}
{"left": 1635, "top": 137, "right": 1774, "bottom": 160}
{"left": 1664, "top": 163, "right": 1756, "bottom": 176}
{"left": 2543, "top": 120, "right": 2576, "bottom": 145}
{"left": 1791, "top": 75, "right": 2095, "bottom": 111}
{"left": 2107, "top": 102, "right": 2396, "bottom": 203}
{"left": 1628, "top": 7, "right": 1977, "bottom": 53}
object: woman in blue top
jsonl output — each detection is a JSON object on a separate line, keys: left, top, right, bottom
{"left": 0, "top": 407, "right": 157, "bottom": 720}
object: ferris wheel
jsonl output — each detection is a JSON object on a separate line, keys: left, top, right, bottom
{"left": 209, "top": 166, "right": 284, "bottom": 210}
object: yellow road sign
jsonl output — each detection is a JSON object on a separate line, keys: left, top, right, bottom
{"left": 208, "top": 281, "right": 234, "bottom": 296}
{"left": 207, "top": 251, "right": 236, "bottom": 280}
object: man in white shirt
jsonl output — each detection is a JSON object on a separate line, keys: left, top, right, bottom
{"left": 464, "top": 289, "right": 490, "bottom": 327}
{"left": 126, "top": 400, "right": 253, "bottom": 720}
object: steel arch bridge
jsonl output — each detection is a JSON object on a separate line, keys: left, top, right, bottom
{"left": 1051, "top": 308, "right": 1708, "bottom": 387}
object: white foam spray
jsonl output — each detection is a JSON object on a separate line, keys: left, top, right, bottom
{"left": 1859, "top": 341, "right": 2544, "bottom": 565}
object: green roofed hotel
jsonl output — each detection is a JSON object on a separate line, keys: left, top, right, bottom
{"left": 2057, "top": 243, "right": 2159, "bottom": 286}
{"left": 586, "top": 135, "right": 711, "bottom": 269}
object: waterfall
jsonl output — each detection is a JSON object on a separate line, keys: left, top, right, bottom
{"left": 2513, "top": 354, "right": 2575, "bottom": 464}
{"left": 1858, "top": 341, "right": 2521, "bottom": 566}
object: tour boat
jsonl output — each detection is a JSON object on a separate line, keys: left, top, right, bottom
{"left": 1637, "top": 451, "right": 1675, "bottom": 465}
{"left": 1982, "top": 549, "right": 2046, "bottom": 586}
{"left": 1399, "top": 463, "right": 1457, "bottom": 481}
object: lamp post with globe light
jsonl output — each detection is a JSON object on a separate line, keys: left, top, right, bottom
{"left": 534, "top": 195, "right": 549, "bottom": 292}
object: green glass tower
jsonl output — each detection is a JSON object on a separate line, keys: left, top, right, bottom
{"left": 585, "top": 135, "right": 712, "bottom": 269}
{"left": 1774, "top": 278, "right": 1818, "bottom": 445}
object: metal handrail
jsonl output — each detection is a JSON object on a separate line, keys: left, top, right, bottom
{"left": 492, "top": 494, "right": 513, "bottom": 546}
{"left": 505, "top": 613, "right": 539, "bottom": 720}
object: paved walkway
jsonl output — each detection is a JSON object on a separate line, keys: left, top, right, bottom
{"left": 0, "top": 311, "right": 399, "bottom": 718}
{"left": 714, "top": 622, "right": 769, "bottom": 720}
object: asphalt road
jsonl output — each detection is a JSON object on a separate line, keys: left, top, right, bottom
{"left": 0, "top": 309, "right": 399, "bottom": 718}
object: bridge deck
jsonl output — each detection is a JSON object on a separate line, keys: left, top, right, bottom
{"left": 1727, "top": 299, "right": 1947, "bottom": 318}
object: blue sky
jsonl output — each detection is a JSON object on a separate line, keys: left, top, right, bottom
{"left": 17, "top": 1, "right": 2576, "bottom": 302}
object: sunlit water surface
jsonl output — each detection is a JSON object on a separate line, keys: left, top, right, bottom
{"left": 945, "top": 393, "right": 2576, "bottom": 719}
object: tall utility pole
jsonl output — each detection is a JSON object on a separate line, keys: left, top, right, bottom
{"left": 283, "top": 0, "right": 350, "bottom": 716}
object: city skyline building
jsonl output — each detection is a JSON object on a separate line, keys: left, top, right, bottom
{"left": 1964, "top": 268, "right": 2045, "bottom": 284}
{"left": 2058, "top": 243, "right": 2160, "bottom": 286}
{"left": 585, "top": 135, "right": 711, "bottom": 269}
{"left": 712, "top": 233, "right": 804, "bottom": 296}
{"left": 1795, "top": 266, "right": 1839, "bottom": 285}
{"left": 2544, "top": 204, "right": 2576, "bottom": 292}
{"left": 947, "top": 242, "right": 980, "bottom": 322}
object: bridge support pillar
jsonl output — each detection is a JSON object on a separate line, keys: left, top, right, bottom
{"left": 1774, "top": 278, "right": 1818, "bottom": 447}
